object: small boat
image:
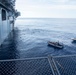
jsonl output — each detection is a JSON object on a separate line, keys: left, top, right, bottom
{"left": 48, "top": 41, "right": 64, "bottom": 49}
{"left": 72, "top": 38, "right": 76, "bottom": 42}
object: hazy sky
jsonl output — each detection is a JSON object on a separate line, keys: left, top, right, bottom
{"left": 16, "top": 0, "right": 76, "bottom": 18}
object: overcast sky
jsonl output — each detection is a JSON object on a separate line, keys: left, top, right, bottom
{"left": 16, "top": 0, "right": 76, "bottom": 18}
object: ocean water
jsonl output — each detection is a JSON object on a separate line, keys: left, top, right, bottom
{"left": 15, "top": 18, "right": 76, "bottom": 57}
{"left": 0, "top": 18, "right": 76, "bottom": 59}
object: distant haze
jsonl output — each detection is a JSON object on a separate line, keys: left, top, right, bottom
{"left": 16, "top": 0, "right": 76, "bottom": 18}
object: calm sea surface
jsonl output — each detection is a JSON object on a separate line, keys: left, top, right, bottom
{"left": 0, "top": 18, "right": 76, "bottom": 59}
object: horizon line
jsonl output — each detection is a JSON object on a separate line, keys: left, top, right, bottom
{"left": 17, "top": 17, "right": 76, "bottom": 19}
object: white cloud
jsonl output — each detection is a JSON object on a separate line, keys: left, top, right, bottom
{"left": 16, "top": 0, "right": 76, "bottom": 18}
{"left": 53, "top": 0, "right": 69, "bottom": 3}
{"left": 16, "top": 0, "right": 76, "bottom": 6}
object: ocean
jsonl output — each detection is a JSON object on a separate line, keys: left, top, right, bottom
{"left": 0, "top": 18, "right": 76, "bottom": 59}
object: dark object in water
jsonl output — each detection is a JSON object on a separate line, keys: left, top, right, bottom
{"left": 72, "top": 38, "right": 76, "bottom": 42}
{"left": 48, "top": 41, "right": 64, "bottom": 49}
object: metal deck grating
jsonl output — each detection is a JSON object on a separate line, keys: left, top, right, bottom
{"left": 0, "top": 55, "right": 76, "bottom": 75}
{"left": 53, "top": 55, "right": 76, "bottom": 75}
{"left": 0, "top": 57, "right": 53, "bottom": 75}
